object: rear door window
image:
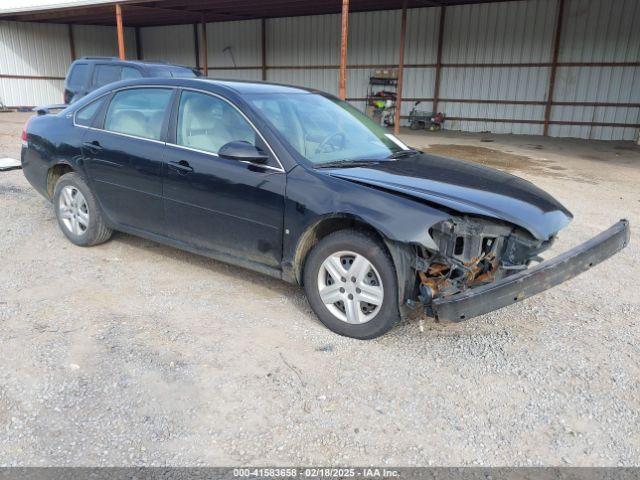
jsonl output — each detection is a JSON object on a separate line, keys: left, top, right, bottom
{"left": 93, "top": 65, "right": 122, "bottom": 88}
{"left": 75, "top": 96, "right": 106, "bottom": 127}
{"left": 67, "top": 63, "right": 89, "bottom": 89}
{"left": 104, "top": 88, "right": 173, "bottom": 141}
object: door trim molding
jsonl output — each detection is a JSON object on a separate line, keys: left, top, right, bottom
{"left": 164, "top": 142, "right": 284, "bottom": 173}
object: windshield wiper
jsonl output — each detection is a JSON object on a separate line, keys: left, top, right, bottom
{"left": 315, "top": 159, "right": 383, "bottom": 169}
{"left": 387, "top": 148, "right": 421, "bottom": 159}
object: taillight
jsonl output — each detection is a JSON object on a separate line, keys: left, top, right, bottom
{"left": 21, "top": 118, "right": 30, "bottom": 144}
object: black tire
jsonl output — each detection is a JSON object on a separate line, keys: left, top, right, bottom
{"left": 303, "top": 230, "right": 400, "bottom": 340}
{"left": 53, "top": 172, "right": 112, "bottom": 247}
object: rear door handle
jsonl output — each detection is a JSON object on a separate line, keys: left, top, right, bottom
{"left": 82, "top": 140, "right": 102, "bottom": 152}
{"left": 168, "top": 160, "right": 194, "bottom": 174}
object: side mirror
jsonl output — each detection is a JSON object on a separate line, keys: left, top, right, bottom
{"left": 219, "top": 141, "right": 269, "bottom": 164}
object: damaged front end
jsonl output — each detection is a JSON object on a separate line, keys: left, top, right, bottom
{"left": 412, "top": 216, "right": 630, "bottom": 322}
{"left": 417, "top": 216, "right": 550, "bottom": 308}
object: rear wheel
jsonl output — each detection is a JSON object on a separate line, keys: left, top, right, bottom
{"left": 303, "top": 230, "right": 399, "bottom": 339}
{"left": 53, "top": 172, "right": 112, "bottom": 246}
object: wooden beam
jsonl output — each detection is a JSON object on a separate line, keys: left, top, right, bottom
{"left": 393, "top": 0, "right": 408, "bottom": 135}
{"left": 432, "top": 6, "right": 446, "bottom": 114}
{"left": 347, "top": 97, "right": 640, "bottom": 108}
{"left": 201, "top": 14, "right": 208, "bottom": 76}
{"left": 193, "top": 23, "right": 201, "bottom": 72}
{"left": 115, "top": 3, "right": 125, "bottom": 60}
{"left": 543, "top": 0, "right": 565, "bottom": 137}
{"left": 423, "top": 117, "right": 640, "bottom": 129}
{"left": 135, "top": 26, "right": 142, "bottom": 59}
{"left": 338, "top": 0, "right": 349, "bottom": 100}
{"left": 261, "top": 18, "right": 267, "bottom": 81}
{"left": 192, "top": 60, "right": 640, "bottom": 71}
{"left": 67, "top": 24, "right": 76, "bottom": 61}
{"left": 0, "top": 73, "right": 65, "bottom": 81}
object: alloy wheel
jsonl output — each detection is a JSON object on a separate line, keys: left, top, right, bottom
{"left": 58, "top": 185, "right": 89, "bottom": 236}
{"left": 316, "top": 250, "right": 384, "bottom": 324}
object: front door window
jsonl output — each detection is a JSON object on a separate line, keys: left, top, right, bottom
{"left": 176, "top": 90, "right": 257, "bottom": 154}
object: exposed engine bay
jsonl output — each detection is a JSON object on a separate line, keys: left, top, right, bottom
{"left": 416, "top": 216, "right": 555, "bottom": 313}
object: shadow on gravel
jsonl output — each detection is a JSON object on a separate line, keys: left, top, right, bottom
{"left": 107, "top": 232, "right": 522, "bottom": 340}
{"left": 110, "top": 231, "right": 308, "bottom": 308}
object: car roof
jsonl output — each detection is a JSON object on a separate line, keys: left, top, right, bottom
{"left": 68, "top": 77, "right": 324, "bottom": 114}
{"left": 198, "top": 78, "right": 318, "bottom": 95}
{"left": 110, "top": 76, "right": 321, "bottom": 96}
{"left": 73, "top": 57, "right": 194, "bottom": 70}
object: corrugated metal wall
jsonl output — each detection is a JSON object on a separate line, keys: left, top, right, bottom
{"left": 195, "top": 0, "right": 640, "bottom": 140}
{"left": 400, "top": 7, "right": 439, "bottom": 118}
{"left": 550, "top": 0, "right": 640, "bottom": 140}
{"left": 1, "top": 0, "right": 639, "bottom": 140}
{"left": 73, "top": 24, "right": 137, "bottom": 59}
{"left": 440, "top": 0, "right": 556, "bottom": 135}
{"left": 267, "top": 14, "right": 341, "bottom": 93}
{"left": 0, "top": 20, "right": 68, "bottom": 106}
{"left": 207, "top": 19, "right": 262, "bottom": 81}
{"left": 0, "top": 20, "right": 136, "bottom": 106}
{"left": 139, "top": 24, "right": 194, "bottom": 67}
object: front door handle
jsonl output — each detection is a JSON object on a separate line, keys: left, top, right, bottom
{"left": 168, "top": 160, "right": 194, "bottom": 174}
{"left": 82, "top": 140, "right": 102, "bottom": 152}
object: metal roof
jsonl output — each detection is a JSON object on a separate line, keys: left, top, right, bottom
{"left": 0, "top": 0, "right": 114, "bottom": 15}
{"left": 0, "top": 0, "right": 512, "bottom": 26}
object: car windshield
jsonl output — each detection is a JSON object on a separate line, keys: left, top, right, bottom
{"left": 246, "top": 93, "right": 407, "bottom": 165}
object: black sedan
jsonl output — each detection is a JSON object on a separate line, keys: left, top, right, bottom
{"left": 21, "top": 78, "right": 629, "bottom": 339}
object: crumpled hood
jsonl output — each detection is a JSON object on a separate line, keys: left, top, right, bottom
{"left": 322, "top": 152, "right": 573, "bottom": 240}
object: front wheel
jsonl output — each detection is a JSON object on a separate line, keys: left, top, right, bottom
{"left": 303, "top": 230, "right": 400, "bottom": 339}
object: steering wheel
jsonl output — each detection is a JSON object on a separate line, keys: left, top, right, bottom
{"left": 315, "top": 132, "right": 346, "bottom": 155}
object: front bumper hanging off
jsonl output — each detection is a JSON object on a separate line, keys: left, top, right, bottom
{"left": 431, "top": 219, "right": 630, "bottom": 322}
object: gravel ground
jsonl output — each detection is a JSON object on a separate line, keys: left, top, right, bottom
{"left": 0, "top": 112, "right": 639, "bottom": 466}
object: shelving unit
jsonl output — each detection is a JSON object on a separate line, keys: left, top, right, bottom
{"left": 365, "top": 69, "right": 398, "bottom": 127}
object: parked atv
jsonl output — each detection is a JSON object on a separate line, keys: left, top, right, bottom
{"left": 409, "top": 101, "right": 444, "bottom": 131}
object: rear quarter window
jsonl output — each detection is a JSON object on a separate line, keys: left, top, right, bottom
{"left": 67, "top": 63, "right": 89, "bottom": 88}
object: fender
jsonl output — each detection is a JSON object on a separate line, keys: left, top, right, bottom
{"left": 282, "top": 166, "right": 452, "bottom": 283}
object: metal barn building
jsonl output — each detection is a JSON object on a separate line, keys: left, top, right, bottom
{"left": 0, "top": 0, "right": 639, "bottom": 141}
